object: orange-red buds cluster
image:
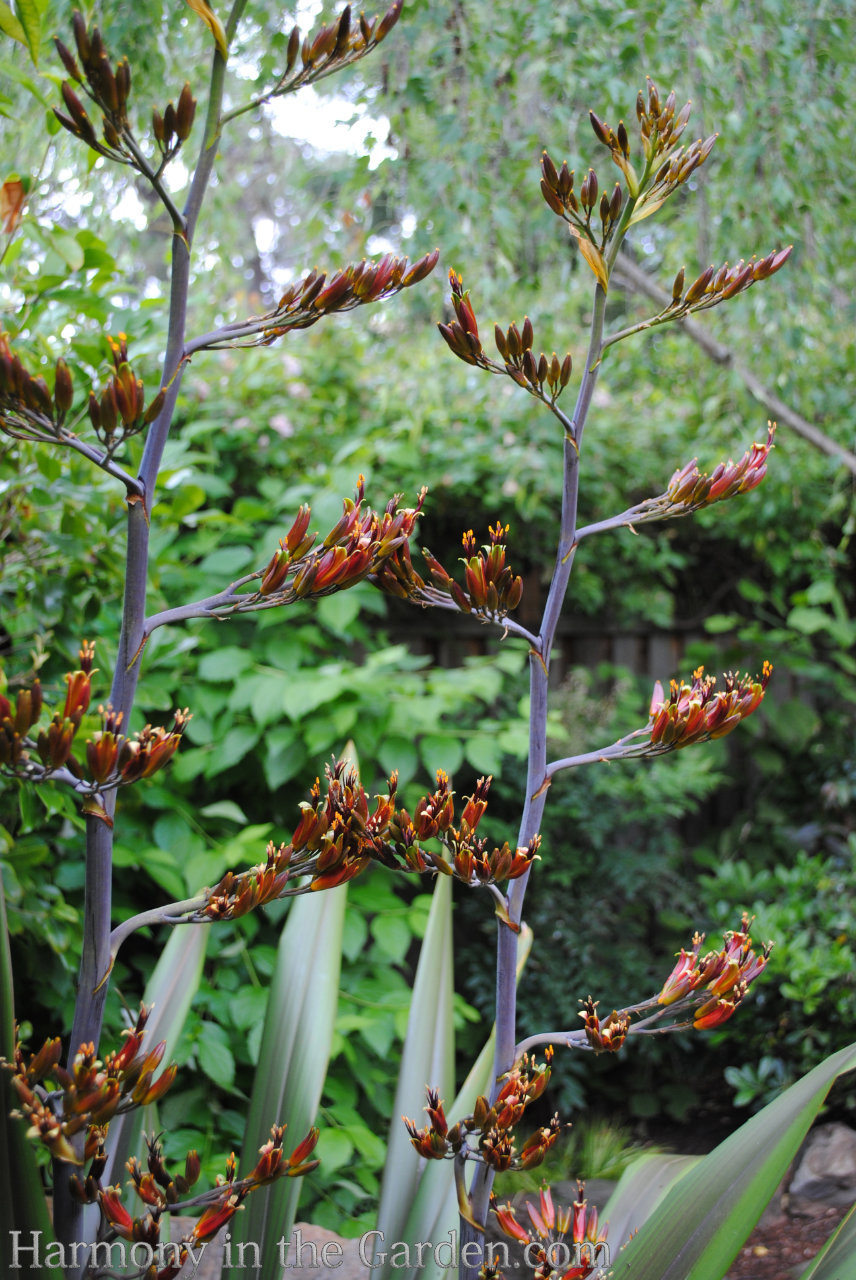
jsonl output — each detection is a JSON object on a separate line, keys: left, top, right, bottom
{"left": 541, "top": 150, "right": 624, "bottom": 251}
{"left": 493, "top": 1184, "right": 608, "bottom": 1278}
{"left": 88, "top": 333, "right": 165, "bottom": 448}
{"left": 373, "top": 519, "right": 524, "bottom": 628}
{"left": 0, "top": 678, "right": 43, "bottom": 768}
{"left": 0, "top": 333, "right": 74, "bottom": 439}
{"left": 249, "top": 250, "right": 438, "bottom": 346}
{"left": 649, "top": 663, "right": 772, "bottom": 751}
{"left": 126, "top": 1134, "right": 202, "bottom": 1211}
{"left": 0, "top": 641, "right": 189, "bottom": 796}
{"left": 578, "top": 997, "right": 630, "bottom": 1054}
{"left": 664, "top": 248, "right": 792, "bottom": 320}
{"left": 438, "top": 272, "right": 573, "bottom": 417}
{"left": 665, "top": 423, "right": 776, "bottom": 512}
{"left": 97, "top": 1124, "right": 317, "bottom": 1265}
{"left": 658, "top": 914, "right": 773, "bottom": 1029}
{"left": 0, "top": 330, "right": 164, "bottom": 456}
{"left": 246, "top": 480, "right": 426, "bottom": 610}
{"left": 403, "top": 1053, "right": 558, "bottom": 1174}
{"left": 201, "top": 765, "right": 533, "bottom": 921}
{"left": 1, "top": 1006, "right": 175, "bottom": 1166}
{"left": 268, "top": 2, "right": 402, "bottom": 100}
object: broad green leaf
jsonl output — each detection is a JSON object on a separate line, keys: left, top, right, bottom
{"left": 0, "top": 866, "right": 66, "bottom": 1279}
{"left": 199, "top": 799, "right": 247, "bottom": 823}
{"left": 609, "top": 1042, "right": 856, "bottom": 1279}
{"left": 13, "top": 0, "right": 41, "bottom": 63}
{"left": 198, "top": 646, "right": 255, "bottom": 682}
{"left": 421, "top": 733, "right": 464, "bottom": 777}
{"left": 197, "top": 1020, "right": 235, "bottom": 1089}
{"left": 0, "top": 4, "right": 25, "bottom": 47}
{"left": 373, "top": 873, "right": 456, "bottom": 1279}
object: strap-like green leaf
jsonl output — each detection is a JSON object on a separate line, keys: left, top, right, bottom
{"left": 373, "top": 872, "right": 456, "bottom": 1280}
{"left": 224, "top": 878, "right": 348, "bottom": 1280}
{"left": 607, "top": 1042, "right": 856, "bottom": 1279}
{"left": 797, "top": 1202, "right": 856, "bottom": 1280}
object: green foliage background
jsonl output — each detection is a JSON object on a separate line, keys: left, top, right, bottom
{"left": 1, "top": 0, "right": 855, "bottom": 1224}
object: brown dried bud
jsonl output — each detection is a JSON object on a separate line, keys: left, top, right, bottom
{"left": 540, "top": 179, "right": 564, "bottom": 217}
{"left": 589, "top": 110, "right": 611, "bottom": 147}
{"left": 672, "top": 266, "right": 685, "bottom": 303}
{"left": 72, "top": 10, "right": 91, "bottom": 63}
{"left": 506, "top": 324, "right": 521, "bottom": 359}
{"left": 375, "top": 0, "right": 403, "bottom": 42}
{"left": 520, "top": 316, "right": 533, "bottom": 351}
{"left": 102, "top": 117, "right": 121, "bottom": 150}
{"left": 54, "top": 359, "right": 73, "bottom": 416}
{"left": 335, "top": 6, "right": 351, "bottom": 55}
{"left": 286, "top": 25, "right": 300, "bottom": 71}
{"left": 541, "top": 150, "right": 559, "bottom": 190}
{"left": 494, "top": 324, "right": 509, "bottom": 360}
{"left": 617, "top": 120, "right": 630, "bottom": 157}
{"left": 609, "top": 182, "right": 622, "bottom": 221}
{"left": 175, "top": 83, "right": 196, "bottom": 141}
{"left": 55, "top": 38, "right": 83, "bottom": 83}
{"left": 162, "top": 102, "right": 177, "bottom": 148}
{"left": 580, "top": 168, "right": 598, "bottom": 211}
{"left": 115, "top": 58, "right": 130, "bottom": 114}
{"left": 684, "top": 265, "right": 714, "bottom": 305}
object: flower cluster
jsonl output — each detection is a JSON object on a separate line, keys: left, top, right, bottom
{"left": 403, "top": 1052, "right": 560, "bottom": 1174}
{"left": 262, "top": 1, "right": 404, "bottom": 100}
{"left": 199, "top": 763, "right": 540, "bottom": 920}
{"left": 648, "top": 663, "right": 772, "bottom": 751}
{"left": 98, "top": 1126, "right": 317, "bottom": 1272}
{"left": 658, "top": 913, "right": 773, "bottom": 1029}
{"left": 373, "top": 521, "right": 525, "bottom": 628}
{"left": 1, "top": 1006, "right": 175, "bottom": 1165}
{"left": 243, "top": 479, "right": 427, "bottom": 608}
{"left": 86, "top": 333, "right": 166, "bottom": 453}
{"left": 0, "top": 642, "right": 189, "bottom": 806}
{"left": 203, "top": 250, "right": 439, "bottom": 350}
{"left": 539, "top": 150, "right": 624, "bottom": 254}
{"left": 438, "top": 272, "right": 574, "bottom": 422}
{"left": 0, "top": 330, "right": 165, "bottom": 456}
{"left": 578, "top": 997, "right": 630, "bottom": 1054}
{"left": 492, "top": 1185, "right": 609, "bottom": 1280}
{"left": 54, "top": 11, "right": 196, "bottom": 172}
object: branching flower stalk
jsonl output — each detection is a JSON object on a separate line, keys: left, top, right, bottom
{"left": 430, "top": 79, "right": 789, "bottom": 1279}
{"left": 0, "top": 0, "right": 418, "bottom": 1269}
